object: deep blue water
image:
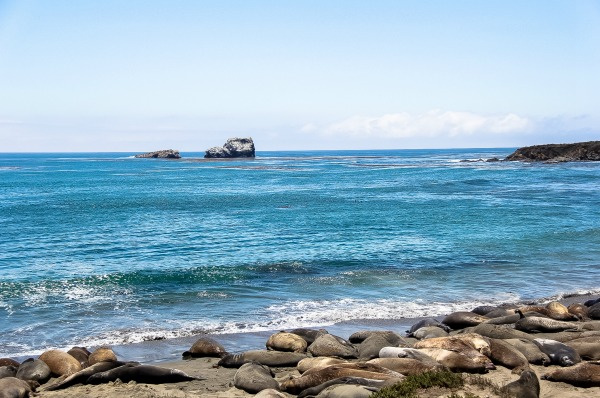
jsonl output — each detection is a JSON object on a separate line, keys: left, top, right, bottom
{"left": 1, "top": 149, "right": 600, "bottom": 358}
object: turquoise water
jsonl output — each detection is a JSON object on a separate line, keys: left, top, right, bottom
{"left": 1, "top": 149, "right": 599, "bottom": 358}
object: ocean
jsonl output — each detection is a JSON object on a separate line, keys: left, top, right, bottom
{"left": 1, "top": 149, "right": 599, "bottom": 361}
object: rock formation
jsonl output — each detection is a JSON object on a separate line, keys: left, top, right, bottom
{"left": 134, "top": 149, "right": 181, "bottom": 159}
{"left": 205, "top": 138, "right": 255, "bottom": 158}
{"left": 505, "top": 141, "right": 600, "bottom": 162}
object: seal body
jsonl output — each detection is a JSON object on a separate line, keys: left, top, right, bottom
{"left": 15, "top": 359, "right": 50, "bottom": 384}
{"left": 266, "top": 332, "right": 307, "bottom": 353}
{"left": 0, "top": 366, "right": 17, "bottom": 379}
{"left": 367, "top": 358, "right": 443, "bottom": 375}
{"left": 289, "top": 328, "right": 328, "bottom": 345}
{"left": 0, "top": 377, "right": 36, "bottom": 398}
{"left": 88, "top": 347, "right": 117, "bottom": 365}
{"left": 516, "top": 316, "right": 579, "bottom": 333}
{"left": 233, "top": 363, "right": 280, "bottom": 393}
{"left": 442, "top": 312, "right": 488, "bottom": 329}
{"left": 308, "top": 334, "right": 357, "bottom": 358}
{"left": 357, "top": 332, "right": 406, "bottom": 360}
{"left": 533, "top": 338, "right": 581, "bottom": 367}
{"left": 542, "top": 361, "right": 600, "bottom": 387}
{"left": 87, "top": 364, "right": 201, "bottom": 384}
{"left": 218, "top": 350, "right": 306, "bottom": 368}
{"left": 183, "top": 337, "right": 228, "bottom": 358}
{"left": 297, "top": 358, "right": 347, "bottom": 374}
{"left": 39, "top": 349, "right": 82, "bottom": 376}
{"left": 500, "top": 369, "right": 540, "bottom": 398}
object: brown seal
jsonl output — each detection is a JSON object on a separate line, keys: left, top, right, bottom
{"left": 487, "top": 338, "right": 529, "bottom": 372}
{"left": 67, "top": 347, "right": 90, "bottom": 368}
{"left": 542, "top": 360, "right": 600, "bottom": 387}
{"left": 0, "top": 377, "right": 38, "bottom": 398}
{"left": 415, "top": 348, "right": 492, "bottom": 373}
{"left": 280, "top": 364, "right": 398, "bottom": 394}
{"left": 297, "top": 357, "right": 347, "bottom": 374}
{"left": 183, "top": 337, "right": 228, "bottom": 359}
{"left": 367, "top": 358, "right": 444, "bottom": 375}
{"left": 39, "top": 349, "right": 82, "bottom": 377}
{"left": 500, "top": 369, "right": 540, "bottom": 398}
{"left": 308, "top": 334, "right": 357, "bottom": 358}
{"left": 88, "top": 347, "right": 117, "bottom": 365}
{"left": 413, "top": 336, "right": 493, "bottom": 368}
{"left": 0, "top": 360, "right": 20, "bottom": 368}
{"left": 266, "top": 332, "right": 307, "bottom": 353}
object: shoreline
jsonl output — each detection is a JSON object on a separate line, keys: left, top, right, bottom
{"left": 6, "top": 290, "right": 599, "bottom": 365}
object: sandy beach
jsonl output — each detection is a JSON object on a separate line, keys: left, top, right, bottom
{"left": 3, "top": 292, "right": 598, "bottom": 397}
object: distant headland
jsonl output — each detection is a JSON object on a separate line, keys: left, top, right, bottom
{"left": 506, "top": 141, "right": 600, "bottom": 162}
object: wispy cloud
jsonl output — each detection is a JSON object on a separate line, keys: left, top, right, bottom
{"left": 320, "top": 110, "right": 534, "bottom": 138}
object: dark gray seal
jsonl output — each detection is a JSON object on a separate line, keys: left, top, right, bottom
{"left": 308, "top": 334, "right": 357, "bottom": 359}
{"left": 533, "top": 338, "right": 581, "bottom": 367}
{"left": 504, "top": 339, "right": 550, "bottom": 365}
{"left": 289, "top": 329, "right": 329, "bottom": 345}
{"left": 584, "top": 297, "right": 600, "bottom": 307}
{"left": 357, "top": 332, "right": 407, "bottom": 360}
{"left": 183, "top": 337, "right": 228, "bottom": 359}
{"left": 86, "top": 363, "right": 202, "bottom": 384}
{"left": 409, "top": 326, "right": 448, "bottom": 339}
{"left": 41, "top": 361, "right": 130, "bottom": 391}
{"left": 67, "top": 347, "right": 91, "bottom": 368}
{"left": 515, "top": 312, "right": 579, "bottom": 333}
{"left": 588, "top": 302, "right": 600, "bottom": 319}
{"left": 218, "top": 350, "right": 306, "bottom": 368}
{"left": 15, "top": 358, "right": 50, "bottom": 384}
{"left": 471, "top": 305, "right": 498, "bottom": 315}
{"left": 233, "top": 362, "right": 280, "bottom": 393}
{"left": 0, "top": 366, "right": 17, "bottom": 380}
{"left": 500, "top": 369, "right": 540, "bottom": 398}
{"left": 406, "top": 318, "right": 450, "bottom": 334}
{"left": 472, "top": 323, "right": 534, "bottom": 341}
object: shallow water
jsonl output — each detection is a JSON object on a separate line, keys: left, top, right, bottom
{"left": 1, "top": 149, "right": 599, "bottom": 359}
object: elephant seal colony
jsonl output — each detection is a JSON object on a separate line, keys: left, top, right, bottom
{"left": 3, "top": 297, "right": 600, "bottom": 397}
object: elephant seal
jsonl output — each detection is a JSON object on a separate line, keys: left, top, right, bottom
{"left": 565, "top": 336, "right": 600, "bottom": 360}
{"left": 267, "top": 332, "right": 307, "bottom": 353}
{"left": 484, "top": 308, "right": 517, "bottom": 318}
{"left": 542, "top": 360, "right": 600, "bottom": 387}
{"left": 533, "top": 338, "right": 581, "bottom": 367}
{"left": 500, "top": 369, "right": 540, "bottom": 398}
{"left": 0, "top": 360, "right": 19, "bottom": 368}
{"left": 297, "top": 358, "right": 347, "bottom": 374}
{"left": 588, "top": 302, "right": 600, "bottom": 319}
{"left": 87, "top": 363, "right": 202, "bottom": 384}
{"left": 378, "top": 347, "right": 440, "bottom": 367}
{"left": 569, "top": 303, "right": 590, "bottom": 320}
{"left": 39, "top": 349, "right": 82, "bottom": 376}
{"left": 348, "top": 330, "right": 403, "bottom": 344}
{"left": 482, "top": 313, "right": 520, "bottom": 325}
{"left": 504, "top": 339, "right": 550, "bottom": 365}
{"left": 367, "top": 358, "right": 444, "bottom": 375}
{"left": 545, "top": 301, "right": 579, "bottom": 321}
{"left": 67, "top": 347, "right": 90, "bottom": 368}
{"left": 487, "top": 338, "right": 529, "bottom": 372}
{"left": 407, "top": 318, "right": 450, "bottom": 334}
{"left": 415, "top": 348, "right": 492, "bottom": 373}
{"left": 233, "top": 362, "right": 280, "bottom": 393}
{"left": 41, "top": 361, "right": 130, "bottom": 391}
{"left": 515, "top": 313, "right": 579, "bottom": 333}
{"left": 581, "top": 321, "right": 600, "bottom": 331}
{"left": 15, "top": 359, "right": 50, "bottom": 384}
{"left": 472, "top": 323, "right": 534, "bottom": 341}
{"left": 408, "top": 326, "right": 448, "bottom": 339}
{"left": 218, "top": 350, "right": 306, "bottom": 368}
{"left": 357, "top": 332, "right": 407, "bottom": 360}
{"left": 0, "top": 366, "right": 17, "bottom": 379}
{"left": 413, "top": 336, "right": 493, "bottom": 368}
{"left": 308, "top": 334, "right": 357, "bottom": 359}
{"left": 183, "top": 337, "right": 228, "bottom": 359}
{"left": 442, "top": 312, "right": 489, "bottom": 329}
{"left": 471, "top": 305, "right": 498, "bottom": 315}
{"left": 297, "top": 376, "right": 387, "bottom": 398}
{"left": 301, "top": 362, "right": 400, "bottom": 378}
{"left": 289, "top": 328, "right": 329, "bottom": 345}
{"left": 88, "top": 347, "right": 117, "bottom": 365}
{"left": 280, "top": 364, "right": 397, "bottom": 394}
{"left": 584, "top": 297, "right": 600, "bottom": 307}
{"left": 315, "top": 384, "right": 376, "bottom": 398}
{"left": 0, "top": 377, "right": 37, "bottom": 398}
{"left": 532, "top": 330, "right": 600, "bottom": 342}
{"left": 254, "top": 389, "right": 287, "bottom": 398}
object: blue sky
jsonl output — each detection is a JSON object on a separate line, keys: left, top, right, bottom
{"left": 0, "top": 0, "right": 599, "bottom": 151}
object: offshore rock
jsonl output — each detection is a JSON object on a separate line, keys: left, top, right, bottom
{"left": 205, "top": 137, "right": 255, "bottom": 158}
{"left": 505, "top": 141, "right": 600, "bottom": 162}
{"left": 134, "top": 149, "right": 181, "bottom": 159}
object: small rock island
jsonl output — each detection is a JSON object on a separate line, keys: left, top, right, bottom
{"left": 134, "top": 149, "right": 181, "bottom": 159}
{"left": 205, "top": 137, "right": 255, "bottom": 158}
{"left": 506, "top": 141, "right": 600, "bottom": 162}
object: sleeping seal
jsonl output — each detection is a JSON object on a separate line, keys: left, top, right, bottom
{"left": 218, "top": 350, "right": 306, "bottom": 368}
{"left": 533, "top": 338, "right": 581, "bottom": 367}
{"left": 39, "top": 349, "right": 82, "bottom": 376}
{"left": 297, "top": 377, "right": 387, "bottom": 398}
{"left": 515, "top": 313, "right": 579, "bottom": 333}
{"left": 233, "top": 363, "right": 280, "bottom": 393}
{"left": 542, "top": 360, "right": 600, "bottom": 387}
{"left": 183, "top": 337, "right": 228, "bottom": 359}
{"left": 86, "top": 363, "right": 202, "bottom": 384}
{"left": 41, "top": 361, "right": 130, "bottom": 391}
{"left": 0, "top": 377, "right": 37, "bottom": 398}
{"left": 267, "top": 332, "right": 308, "bottom": 353}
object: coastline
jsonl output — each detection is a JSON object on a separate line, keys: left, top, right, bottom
{"left": 23, "top": 290, "right": 600, "bottom": 397}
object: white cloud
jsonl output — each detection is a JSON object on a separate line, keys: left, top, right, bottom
{"left": 324, "top": 110, "right": 534, "bottom": 138}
